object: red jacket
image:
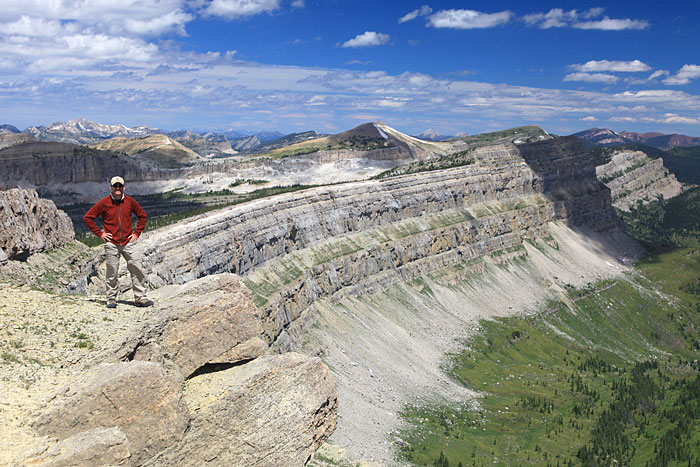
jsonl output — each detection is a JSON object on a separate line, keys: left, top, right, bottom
{"left": 84, "top": 195, "right": 147, "bottom": 246}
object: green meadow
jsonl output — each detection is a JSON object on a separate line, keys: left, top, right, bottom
{"left": 398, "top": 247, "right": 700, "bottom": 466}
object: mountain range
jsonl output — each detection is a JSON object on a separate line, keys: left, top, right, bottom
{"left": 573, "top": 127, "right": 700, "bottom": 149}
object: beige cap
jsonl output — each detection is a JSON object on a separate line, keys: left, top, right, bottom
{"left": 110, "top": 176, "right": 125, "bottom": 186}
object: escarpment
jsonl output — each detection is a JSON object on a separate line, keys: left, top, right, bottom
{"left": 108, "top": 136, "right": 624, "bottom": 349}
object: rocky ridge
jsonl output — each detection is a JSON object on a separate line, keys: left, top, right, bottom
{"left": 86, "top": 137, "right": 623, "bottom": 352}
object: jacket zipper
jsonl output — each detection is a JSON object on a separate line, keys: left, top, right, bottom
{"left": 117, "top": 201, "right": 123, "bottom": 245}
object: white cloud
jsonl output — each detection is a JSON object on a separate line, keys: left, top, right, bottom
{"left": 609, "top": 116, "right": 638, "bottom": 122}
{"left": 523, "top": 8, "right": 579, "bottom": 29}
{"left": 524, "top": 8, "right": 648, "bottom": 31}
{"left": 580, "top": 116, "right": 597, "bottom": 121}
{"left": 574, "top": 18, "right": 649, "bottom": 30}
{"left": 398, "top": 5, "right": 432, "bottom": 24}
{"left": 661, "top": 113, "right": 700, "bottom": 124}
{"left": 291, "top": 0, "right": 305, "bottom": 8}
{"left": 427, "top": 9, "right": 513, "bottom": 29}
{"left": 0, "top": 0, "right": 193, "bottom": 37}
{"left": 648, "top": 70, "right": 670, "bottom": 81}
{"left": 663, "top": 64, "right": 700, "bottom": 85}
{"left": 342, "top": 31, "right": 390, "bottom": 48}
{"left": 564, "top": 72, "right": 619, "bottom": 84}
{"left": 204, "top": 0, "right": 281, "bottom": 19}
{"left": 570, "top": 60, "right": 651, "bottom": 73}
{"left": 0, "top": 15, "right": 69, "bottom": 37}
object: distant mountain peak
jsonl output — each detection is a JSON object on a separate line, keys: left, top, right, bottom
{"left": 24, "top": 118, "right": 164, "bottom": 145}
{"left": 573, "top": 127, "right": 700, "bottom": 149}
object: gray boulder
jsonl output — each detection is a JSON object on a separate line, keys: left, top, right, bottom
{"left": 148, "top": 353, "right": 338, "bottom": 466}
{"left": 33, "top": 361, "right": 189, "bottom": 465}
{"left": 112, "top": 273, "right": 267, "bottom": 378}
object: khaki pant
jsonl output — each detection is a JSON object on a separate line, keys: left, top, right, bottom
{"left": 104, "top": 240, "right": 147, "bottom": 302}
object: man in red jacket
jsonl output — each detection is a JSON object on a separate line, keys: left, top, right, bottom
{"left": 84, "top": 176, "right": 153, "bottom": 309}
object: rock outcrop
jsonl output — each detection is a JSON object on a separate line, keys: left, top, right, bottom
{"left": 0, "top": 188, "right": 74, "bottom": 263}
{"left": 34, "top": 361, "right": 190, "bottom": 465}
{"left": 150, "top": 353, "right": 338, "bottom": 466}
{"left": 111, "top": 274, "right": 267, "bottom": 378}
{"left": 596, "top": 150, "right": 683, "bottom": 210}
{"left": 27, "top": 273, "right": 338, "bottom": 466}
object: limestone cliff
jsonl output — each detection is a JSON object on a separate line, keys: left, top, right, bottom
{"left": 92, "top": 136, "right": 623, "bottom": 351}
{"left": 595, "top": 149, "right": 683, "bottom": 210}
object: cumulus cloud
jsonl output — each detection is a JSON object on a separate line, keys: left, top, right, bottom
{"left": 204, "top": 0, "right": 281, "bottom": 19}
{"left": 570, "top": 60, "right": 651, "bottom": 73}
{"left": 663, "top": 64, "right": 700, "bottom": 85}
{"left": 564, "top": 72, "right": 619, "bottom": 84}
{"left": 398, "top": 5, "right": 432, "bottom": 24}
{"left": 524, "top": 7, "right": 648, "bottom": 30}
{"left": 427, "top": 9, "right": 513, "bottom": 29}
{"left": 342, "top": 31, "right": 390, "bottom": 48}
{"left": 580, "top": 116, "right": 598, "bottom": 121}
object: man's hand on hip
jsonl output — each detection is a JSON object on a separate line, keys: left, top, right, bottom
{"left": 128, "top": 233, "right": 139, "bottom": 243}
{"left": 100, "top": 231, "right": 113, "bottom": 242}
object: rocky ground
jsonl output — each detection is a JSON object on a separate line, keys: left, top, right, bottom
{"left": 0, "top": 284, "right": 144, "bottom": 464}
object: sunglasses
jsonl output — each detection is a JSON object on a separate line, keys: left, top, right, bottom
{"left": 111, "top": 183, "right": 124, "bottom": 188}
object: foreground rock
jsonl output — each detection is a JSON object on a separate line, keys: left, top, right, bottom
{"left": 149, "top": 353, "right": 338, "bottom": 466}
{"left": 112, "top": 273, "right": 267, "bottom": 378}
{"left": 33, "top": 361, "right": 189, "bottom": 465}
{"left": 10, "top": 273, "right": 338, "bottom": 466}
{"left": 0, "top": 188, "right": 74, "bottom": 263}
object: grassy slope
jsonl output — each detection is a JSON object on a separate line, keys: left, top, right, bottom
{"left": 398, "top": 248, "right": 700, "bottom": 466}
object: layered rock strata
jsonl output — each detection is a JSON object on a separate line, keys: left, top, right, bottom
{"left": 104, "top": 136, "right": 622, "bottom": 349}
{"left": 0, "top": 188, "right": 74, "bottom": 263}
{"left": 596, "top": 150, "right": 683, "bottom": 210}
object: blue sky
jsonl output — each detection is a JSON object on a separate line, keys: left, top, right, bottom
{"left": 1, "top": 0, "right": 699, "bottom": 137}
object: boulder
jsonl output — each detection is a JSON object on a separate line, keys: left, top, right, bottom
{"left": 0, "top": 188, "right": 74, "bottom": 262}
{"left": 147, "top": 353, "right": 338, "bottom": 466}
{"left": 33, "top": 361, "right": 189, "bottom": 465}
{"left": 112, "top": 273, "right": 267, "bottom": 378}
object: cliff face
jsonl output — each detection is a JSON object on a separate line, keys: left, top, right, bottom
{"left": 596, "top": 150, "right": 683, "bottom": 210}
{"left": 0, "top": 188, "right": 74, "bottom": 263}
{"left": 94, "top": 137, "right": 623, "bottom": 350}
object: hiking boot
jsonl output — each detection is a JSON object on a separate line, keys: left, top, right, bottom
{"left": 135, "top": 298, "right": 154, "bottom": 308}
{"left": 106, "top": 301, "right": 117, "bottom": 309}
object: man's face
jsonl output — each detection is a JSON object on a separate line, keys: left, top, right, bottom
{"left": 110, "top": 183, "right": 124, "bottom": 198}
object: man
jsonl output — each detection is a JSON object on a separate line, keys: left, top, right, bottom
{"left": 84, "top": 176, "right": 153, "bottom": 309}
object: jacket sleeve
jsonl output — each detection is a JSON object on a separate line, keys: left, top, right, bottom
{"left": 132, "top": 198, "right": 148, "bottom": 236}
{"left": 83, "top": 199, "right": 105, "bottom": 238}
